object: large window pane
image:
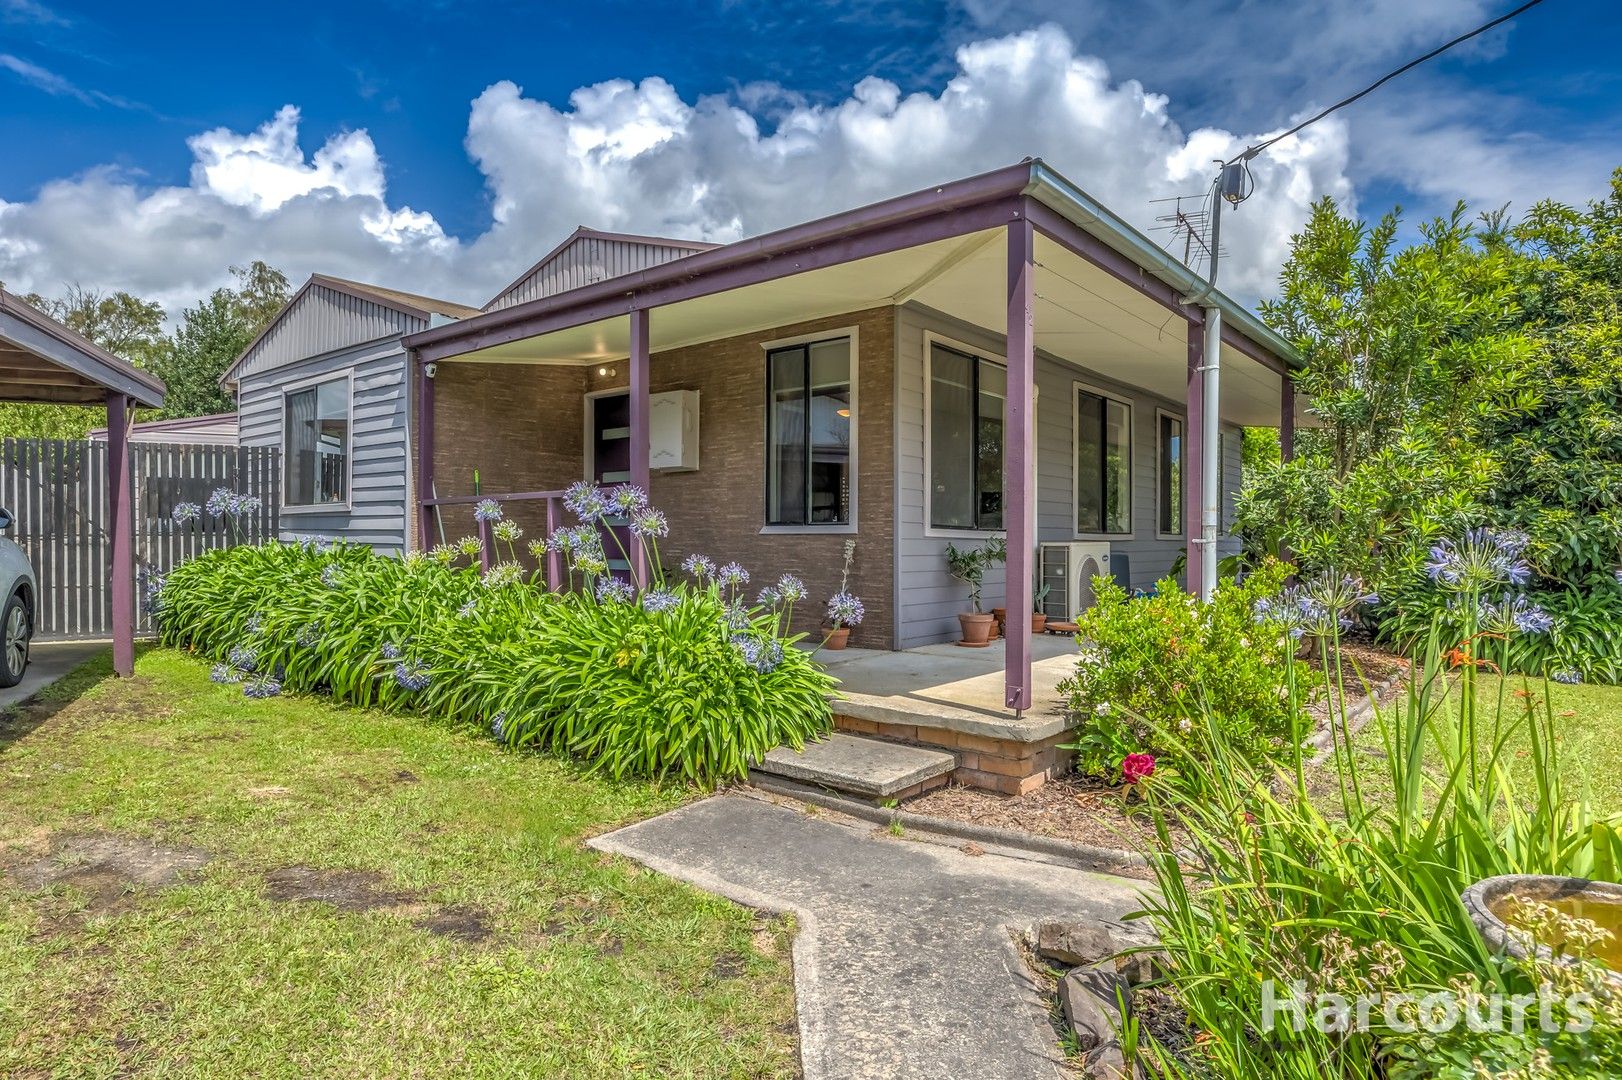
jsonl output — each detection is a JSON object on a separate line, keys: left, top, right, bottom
{"left": 284, "top": 379, "right": 348, "bottom": 507}
{"left": 1158, "top": 413, "right": 1183, "bottom": 535}
{"left": 929, "top": 346, "right": 975, "bottom": 529}
{"left": 808, "top": 339, "right": 852, "bottom": 524}
{"left": 765, "top": 338, "right": 851, "bottom": 526}
{"left": 976, "top": 361, "right": 1005, "bottom": 529}
{"left": 1076, "top": 388, "right": 1131, "bottom": 535}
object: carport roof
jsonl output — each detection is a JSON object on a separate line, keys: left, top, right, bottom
{"left": 0, "top": 288, "right": 165, "bottom": 408}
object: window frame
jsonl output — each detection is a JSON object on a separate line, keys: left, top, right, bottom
{"left": 1155, "top": 407, "right": 1185, "bottom": 539}
{"left": 1071, "top": 379, "right": 1134, "bottom": 540}
{"left": 279, "top": 371, "right": 354, "bottom": 514}
{"left": 922, "top": 332, "right": 1019, "bottom": 539}
{"left": 758, "top": 327, "right": 859, "bottom": 535}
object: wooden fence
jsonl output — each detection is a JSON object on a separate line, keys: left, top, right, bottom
{"left": 0, "top": 439, "right": 279, "bottom": 640}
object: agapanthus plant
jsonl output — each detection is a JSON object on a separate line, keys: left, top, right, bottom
{"left": 826, "top": 591, "right": 865, "bottom": 630}
{"left": 473, "top": 498, "right": 503, "bottom": 524}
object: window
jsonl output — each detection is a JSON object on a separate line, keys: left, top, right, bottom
{"left": 929, "top": 343, "right": 1006, "bottom": 531}
{"left": 1158, "top": 412, "right": 1184, "bottom": 536}
{"left": 284, "top": 378, "right": 349, "bottom": 507}
{"left": 1075, "top": 387, "right": 1131, "bottom": 535}
{"left": 765, "top": 337, "right": 852, "bottom": 525}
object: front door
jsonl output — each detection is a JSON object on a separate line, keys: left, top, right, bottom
{"left": 587, "top": 392, "right": 634, "bottom": 578}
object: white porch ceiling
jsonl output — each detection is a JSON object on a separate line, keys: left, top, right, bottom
{"left": 447, "top": 229, "right": 1295, "bottom": 429}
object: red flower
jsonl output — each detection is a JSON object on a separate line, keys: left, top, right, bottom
{"left": 1122, "top": 753, "right": 1156, "bottom": 784}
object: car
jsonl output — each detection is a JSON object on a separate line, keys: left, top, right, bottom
{"left": 0, "top": 506, "right": 35, "bottom": 687}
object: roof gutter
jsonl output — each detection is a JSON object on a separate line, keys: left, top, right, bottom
{"left": 1022, "top": 161, "right": 1301, "bottom": 370}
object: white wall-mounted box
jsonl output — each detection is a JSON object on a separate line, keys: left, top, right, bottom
{"left": 649, "top": 389, "right": 700, "bottom": 472}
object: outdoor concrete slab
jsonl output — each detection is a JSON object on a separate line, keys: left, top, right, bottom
{"left": 828, "top": 636, "right": 1078, "bottom": 742}
{"left": 0, "top": 641, "right": 105, "bottom": 711}
{"left": 591, "top": 794, "right": 1145, "bottom": 1080}
{"left": 756, "top": 733, "right": 956, "bottom": 797}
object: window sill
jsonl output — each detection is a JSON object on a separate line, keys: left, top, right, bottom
{"left": 282, "top": 502, "right": 352, "bottom": 516}
{"left": 758, "top": 524, "right": 858, "bottom": 536}
{"left": 923, "top": 527, "right": 1007, "bottom": 540}
{"left": 1073, "top": 531, "right": 1135, "bottom": 542}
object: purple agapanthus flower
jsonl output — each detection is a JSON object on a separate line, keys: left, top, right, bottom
{"left": 826, "top": 591, "right": 865, "bottom": 628}
{"left": 732, "top": 633, "right": 784, "bottom": 674}
{"left": 474, "top": 498, "right": 504, "bottom": 524}
{"left": 629, "top": 507, "right": 668, "bottom": 538}
{"left": 209, "top": 663, "right": 241, "bottom": 685}
{"left": 171, "top": 502, "right": 201, "bottom": 524}
{"left": 1479, "top": 595, "right": 1555, "bottom": 636}
{"left": 381, "top": 641, "right": 402, "bottom": 660}
{"left": 1425, "top": 528, "right": 1533, "bottom": 592}
{"left": 243, "top": 675, "right": 282, "bottom": 699}
{"left": 682, "top": 553, "right": 716, "bottom": 582}
{"left": 296, "top": 622, "right": 323, "bottom": 648}
{"left": 227, "top": 643, "right": 258, "bottom": 673}
{"left": 642, "top": 589, "right": 679, "bottom": 613}
{"left": 491, "top": 712, "right": 508, "bottom": 741}
{"left": 1551, "top": 669, "right": 1582, "bottom": 685}
{"left": 717, "top": 562, "right": 749, "bottom": 590}
{"left": 596, "top": 578, "right": 635, "bottom": 604}
{"left": 563, "top": 480, "right": 608, "bottom": 523}
{"left": 320, "top": 564, "right": 342, "bottom": 589}
{"left": 724, "top": 602, "right": 752, "bottom": 630}
{"left": 756, "top": 586, "right": 780, "bottom": 606}
{"left": 394, "top": 660, "right": 431, "bottom": 691}
{"left": 206, "top": 487, "right": 261, "bottom": 517}
{"left": 607, "top": 484, "right": 648, "bottom": 516}
{"left": 775, "top": 575, "right": 807, "bottom": 604}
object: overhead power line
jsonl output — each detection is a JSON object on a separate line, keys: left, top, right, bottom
{"left": 1227, "top": 0, "right": 1549, "bottom": 165}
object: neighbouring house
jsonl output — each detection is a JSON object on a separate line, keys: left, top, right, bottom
{"left": 89, "top": 412, "right": 239, "bottom": 445}
{"left": 220, "top": 275, "right": 481, "bottom": 552}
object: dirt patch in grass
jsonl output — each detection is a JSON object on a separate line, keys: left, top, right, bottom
{"left": 263, "top": 867, "right": 416, "bottom": 912}
{"left": 412, "top": 905, "right": 492, "bottom": 942}
{"left": 10, "top": 833, "right": 211, "bottom": 915}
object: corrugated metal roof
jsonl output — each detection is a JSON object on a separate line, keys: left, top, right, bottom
{"left": 484, "top": 227, "right": 715, "bottom": 312}
{"left": 222, "top": 275, "right": 478, "bottom": 386}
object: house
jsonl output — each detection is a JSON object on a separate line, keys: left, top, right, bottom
{"left": 89, "top": 412, "right": 239, "bottom": 445}
{"left": 220, "top": 275, "right": 481, "bottom": 552}
{"left": 226, "top": 161, "right": 1302, "bottom": 793}
{"left": 406, "top": 161, "right": 1300, "bottom": 652}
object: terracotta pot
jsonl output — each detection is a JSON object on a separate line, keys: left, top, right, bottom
{"left": 990, "top": 607, "right": 1006, "bottom": 640}
{"left": 1031, "top": 613, "right": 1048, "bottom": 634}
{"left": 957, "top": 612, "right": 995, "bottom": 647}
{"left": 822, "top": 626, "right": 851, "bottom": 651}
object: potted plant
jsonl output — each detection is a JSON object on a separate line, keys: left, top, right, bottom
{"left": 822, "top": 539, "right": 860, "bottom": 649}
{"left": 1032, "top": 581, "right": 1051, "bottom": 634}
{"left": 946, "top": 538, "right": 1005, "bottom": 647}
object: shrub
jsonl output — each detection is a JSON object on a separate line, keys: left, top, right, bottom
{"left": 156, "top": 487, "right": 837, "bottom": 784}
{"left": 1057, "top": 559, "right": 1314, "bottom": 784}
{"left": 1128, "top": 530, "right": 1622, "bottom": 1080}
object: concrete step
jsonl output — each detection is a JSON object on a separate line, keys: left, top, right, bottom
{"left": 753, "top": 733, "right": 957, "bottom": 801}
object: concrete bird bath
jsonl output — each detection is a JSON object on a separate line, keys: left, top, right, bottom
{"left": 1462, "top": 875, "right": 1622, "bottom": 985}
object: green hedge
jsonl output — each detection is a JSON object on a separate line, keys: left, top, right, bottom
{"left": 156, "top": 540, "right": 835, "bottom": 783}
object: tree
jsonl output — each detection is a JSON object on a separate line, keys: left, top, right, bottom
{"left": 0, "top": 285, "right": 167, "bottom": 438}
{"left": 148, "top": 261, "right": 289, "bottom": 419}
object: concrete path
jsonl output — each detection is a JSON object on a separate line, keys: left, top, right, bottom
{"left": 0, "top": 641, "right": 105, "bottom": 711}
{"left": 590, "top": 794, "right": 1146, "bottom": 1080}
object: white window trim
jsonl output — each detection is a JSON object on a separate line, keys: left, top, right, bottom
{"left": 582, "top": 386, "right": 628, "bottom": 484}
{"left": 758, "top": 325, "right": 860, "bottom": 534}
{"left": 1154, "top": 407, "right": 1186, "bottom": 540}
{"left": 922, "top": 330, "right": 1035, "bottom": 540}
{"left": 1071, "top": 379, "right": 1135, "bottom": 541}
{"left": 280, "top": 371, "right": 354, "bottom": 515}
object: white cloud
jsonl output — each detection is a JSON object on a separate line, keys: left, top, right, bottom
{"left": 3, "top": 24, "right": 1360, "bottom": 313}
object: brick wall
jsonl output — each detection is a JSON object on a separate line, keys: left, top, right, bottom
{"left": 421, "top": 306, "right": 896, "bottom": 647}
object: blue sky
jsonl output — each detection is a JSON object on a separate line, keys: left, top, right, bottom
{"left": 2, "top": 0, "right": 1618, "bottom": 311}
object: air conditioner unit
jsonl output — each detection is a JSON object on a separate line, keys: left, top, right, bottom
{"left": 1039, "top": 542, "right": 1112, "bottom": 621}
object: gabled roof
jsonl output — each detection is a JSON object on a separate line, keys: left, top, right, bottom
{"left": 221, "top": 273, "right": 479, "bottom": 386}
{"left": 0, "top": 287, "right": 165, "bottom": 408}
{"left": 483, "top": 226, "right": 717, "bottom": 312}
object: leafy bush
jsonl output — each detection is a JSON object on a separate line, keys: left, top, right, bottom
{"left": 1128, "top": 530, "right": 1622, "bottom": 1080}
{"left": 156, "top": 487, "right": 836, "bottom": 783}
{"left": 1057, "top": 559, "right": 1313, "bottom": 784}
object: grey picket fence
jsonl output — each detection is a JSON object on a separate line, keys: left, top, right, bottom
{"left": 0, "top": 439, "right": 279, "bottom": 640}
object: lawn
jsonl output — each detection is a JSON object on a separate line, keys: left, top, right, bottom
{"left": 0, "top": 648, "right": 798, "bottom": 1079}
{"left": 1346, "top": 670, "right": 1622, "bottom": 814}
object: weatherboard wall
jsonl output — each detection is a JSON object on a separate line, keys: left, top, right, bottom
{"left": 236, "top": 336, "right": 413, "bottom": 553}
{"left": 231, "top": 281, "right": 426, "bottom": 384}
